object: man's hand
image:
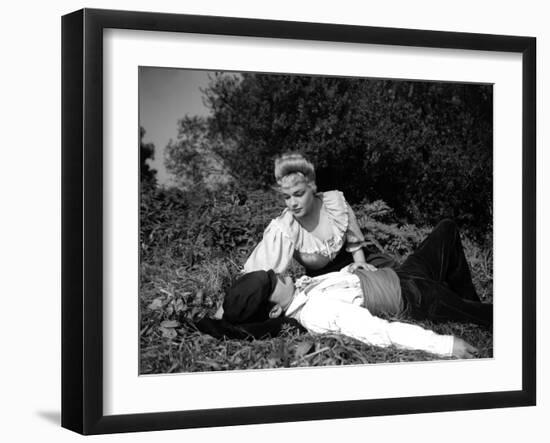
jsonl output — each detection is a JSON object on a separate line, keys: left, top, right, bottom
{"left": 452, "top": 337, "right": 479, "bottom": 359}
{"left": 348, "top": 262, "right": 377, "bottom": 273}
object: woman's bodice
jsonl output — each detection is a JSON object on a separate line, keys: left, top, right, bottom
{"left": 243, "top": 190, "right": 365, "bottom": 274}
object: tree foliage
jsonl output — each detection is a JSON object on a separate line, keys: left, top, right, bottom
{"left": 200, "top": 73, "right": 492, "bottom": 236}
{"left": 140, "top": 126, "right": 157, "bottom": 188}
{"left": 165, "top": 115, "right": 232, "bottom": 189}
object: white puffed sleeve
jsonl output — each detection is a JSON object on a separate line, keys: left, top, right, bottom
{"left": 344, "top": 201, "right": 366, "bottom": 253}
{"left": 243, "top": 219, "right": 295, "bottom": 274}
{"left": 321, "top": 191, "right": 366, "bottom": 254}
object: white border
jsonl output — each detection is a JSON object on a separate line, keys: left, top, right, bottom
{"left": 104, "top": 29, "right": 523, "bottom": 415}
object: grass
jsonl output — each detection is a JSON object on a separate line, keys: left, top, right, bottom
{"left": 140, "top": 306, "right": 493, "bottom": 374}
{"left": 139, "top": 187, "right": 493, "bottom": 374}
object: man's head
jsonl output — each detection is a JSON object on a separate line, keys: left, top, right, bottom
{"left": 223, "top": 271, "right": 295, "bottom": 324}
{"left": 267, "top": 274, "right": 295, "bottom": 319}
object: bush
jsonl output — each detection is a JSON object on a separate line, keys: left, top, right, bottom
{"left": 196, "top": 74, "right": 493, "bottom": 238}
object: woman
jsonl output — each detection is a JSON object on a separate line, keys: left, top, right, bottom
{"left": 243, "top": 153, "right": 389, "bottom": 277}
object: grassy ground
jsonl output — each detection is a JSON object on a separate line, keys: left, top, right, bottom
{"left": 139, "top": 187, "right": 493, "bottom": 374}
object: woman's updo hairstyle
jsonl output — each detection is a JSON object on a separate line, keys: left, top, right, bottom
{"left": 274, "top": 153, "right": 317, "bottom": 192}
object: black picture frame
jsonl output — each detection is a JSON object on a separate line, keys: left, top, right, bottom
{"left": 61, "top": 8, "right": 536, "bottom": 435}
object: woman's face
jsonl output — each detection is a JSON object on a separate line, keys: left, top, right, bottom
{"left": 281, "top": 180, "right": 316, "bottom": 219}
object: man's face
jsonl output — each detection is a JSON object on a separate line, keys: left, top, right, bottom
{"left": 269, "top": 274, "right": 295, "bottom": 311}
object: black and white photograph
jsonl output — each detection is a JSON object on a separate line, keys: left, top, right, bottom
{"left": 2, "top": 0, "right": 545, "bottom": 440}
{"left": 139, "top": 68, "right": 494, "bottom": 374}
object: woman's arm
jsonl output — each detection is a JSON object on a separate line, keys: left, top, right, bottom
{"left": 348, "top": 248, "right": 377, "bottom": 272}
{"left": 342, "top": 197, "right": 377, "bottom": 272}
{"left": 351, "top": 247, "right": 367, "bottom": 264}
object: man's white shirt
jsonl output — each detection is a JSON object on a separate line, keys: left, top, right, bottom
{"left": 285, "top": 270, "right": 454, "bottom": 357}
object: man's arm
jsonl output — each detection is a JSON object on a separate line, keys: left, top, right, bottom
{"left": 300, "top": 299, "right": 476, "bottom": 358}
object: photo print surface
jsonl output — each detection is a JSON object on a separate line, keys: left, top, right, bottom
{"left": 139, "top": 67, "right": 493, "bottom": 375}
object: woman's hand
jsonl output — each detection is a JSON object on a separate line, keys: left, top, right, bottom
{"left": 451, "top": 338, "right": 479, "bottom": 359}
{"left": 348, "top": 262, "right": 377, "bottom": 273}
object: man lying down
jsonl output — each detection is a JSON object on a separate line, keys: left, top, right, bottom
{"left": 196, "top": 220, "right": 492, "bottom": 359}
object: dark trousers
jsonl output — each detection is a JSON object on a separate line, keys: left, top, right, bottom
{"left": 396, "top": 219, "right": 493, "bottom": 328}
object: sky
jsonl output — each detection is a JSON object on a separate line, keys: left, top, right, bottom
{"left": 139, "top": 67, "right": 212, "bottom": 185}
